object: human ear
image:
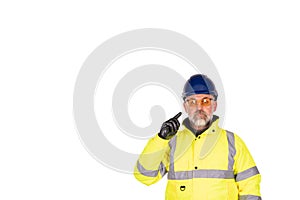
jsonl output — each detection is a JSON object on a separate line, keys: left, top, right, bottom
{"left": 213, "top": 101, "right": 217, "bottom": 112}
{"left": 183, "top": 102, "right": 188, "bottom": 113}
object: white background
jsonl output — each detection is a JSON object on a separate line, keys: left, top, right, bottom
{"left": 1, "top": 1, "right": 299, "bottom": 199}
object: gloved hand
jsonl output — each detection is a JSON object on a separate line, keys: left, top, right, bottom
{"left": 158, "top": 112, "right": 182, "bottom": 140}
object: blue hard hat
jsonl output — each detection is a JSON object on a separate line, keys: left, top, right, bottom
{"left": 182, "top": 74, "right": 218, "bottom": 100}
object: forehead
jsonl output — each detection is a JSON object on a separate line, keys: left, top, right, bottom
{"left": 186, "top": 94, "right": 214, "bottom": 100}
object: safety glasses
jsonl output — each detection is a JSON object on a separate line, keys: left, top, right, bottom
{"left": 185, "top": 97, "right": 214, "bottom": 107}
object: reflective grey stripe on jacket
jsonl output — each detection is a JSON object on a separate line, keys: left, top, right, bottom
{"left": 137, "top": 160, "right": 167, "bottom": 177}
{"left": 168, "top": 135, "right": 177, "bottom": 179}
{"left": 235, "top": 166, "right": 260, "bottom": 182}
{"left": 239, "top": 195, "right": 262, "bottom": 200}
{"left": 226, "top": 130, "right": 236, "bottom": 171}
{"left": 168, "top": 169, "right": 234, "bottom": 180}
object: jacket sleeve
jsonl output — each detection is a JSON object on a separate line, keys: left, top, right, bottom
{"left": 234, "top": 134, "right": 262, "bottom": 200}
{"left": 134, "top": 134, "right": 170, "bottom": 186}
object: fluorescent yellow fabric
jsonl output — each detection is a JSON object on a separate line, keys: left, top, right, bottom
{"left": 134, "top": 118, "right": 261, "bottom": 200}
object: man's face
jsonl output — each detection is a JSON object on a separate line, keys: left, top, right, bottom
{"left": 183, "top": 94, "right": 217, "bottom": 129}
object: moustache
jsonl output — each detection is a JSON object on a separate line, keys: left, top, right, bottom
{"left": 193, "top": 110, "right": 208, "bottom": 118}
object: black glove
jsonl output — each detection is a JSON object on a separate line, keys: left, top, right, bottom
{"left": 158, "top": 112, "right": 182, "bottom": 140}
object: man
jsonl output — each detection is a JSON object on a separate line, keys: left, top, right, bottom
{"left": 134, "top": 74, "right": 261, "bottom": 200}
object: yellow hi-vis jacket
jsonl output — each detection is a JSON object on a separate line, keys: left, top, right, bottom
{"left": 134, "top": 117, "right": 261, "bottom": 200}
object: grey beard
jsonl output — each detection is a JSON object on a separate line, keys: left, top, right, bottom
{"left": 190, "top": 117, "right": 207, "bottom": 127}
{"left": 189, "top": 111, "right": 212, "bottom": 128}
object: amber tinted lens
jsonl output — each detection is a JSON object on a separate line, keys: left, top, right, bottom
{"left": 201, "top": 98, "right": 212, "bottom": 106}
{"left": 186, "top": 99, "right": 196, "bottom": 107}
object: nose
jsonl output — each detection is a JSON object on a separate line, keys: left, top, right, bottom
{"left": 196, "top": 102, "right": 203, "bottom": 110}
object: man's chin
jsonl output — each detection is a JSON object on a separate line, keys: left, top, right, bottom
{"left": 192, "top": 119, "right": 208, "bottom": 127}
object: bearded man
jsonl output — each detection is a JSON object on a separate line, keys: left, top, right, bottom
{"left": 134, "top": 74, "right": 261, "bottom": 200}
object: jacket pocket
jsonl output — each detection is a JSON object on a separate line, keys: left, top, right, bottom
{"left": 166, "top": 180, "right": 192, "bottom": 200}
